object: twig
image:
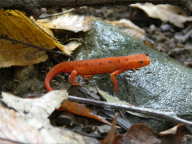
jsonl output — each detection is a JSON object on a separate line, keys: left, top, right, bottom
{"left": 68, "top": 96, "right": 192, "bottom": 126}
{"left": 39, "top": 8, "right": 75, "bottom": 19}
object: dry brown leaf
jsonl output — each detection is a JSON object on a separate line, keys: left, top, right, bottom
{"left": 159, "top": 124, "right": 190, "bottom": 143}
{"left": 113, "top": 123, "right": 161, "bottom": 144}
{"left": 37, "top": 13, "right": 92, "bottom": 32}
{"left": 108, "top": 19, "right": 145, "bottom": 39}
{"left": 111, "top": 123, "right": 190, "bottom": 144}
{"left": 101, "top": 116, "right": 117, "bottom": 144}
{"left": 60, "top": 100, "right": 111, "bottom": 125}
{"left": 131, "top": 3, "right": 192, "bottom": 28}
{"left": 0, "top": 10, "right": 68, "bottom": 68}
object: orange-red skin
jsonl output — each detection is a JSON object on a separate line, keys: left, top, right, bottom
{"left": 44, "top": 54, "right": 150, "bottom": 92}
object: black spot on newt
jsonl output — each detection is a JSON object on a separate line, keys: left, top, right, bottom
{"left": 98, "top": 62, "right": 102, "bottom": 65}
{"left": 108, "top": 61, "right": 112, "bottom": 63}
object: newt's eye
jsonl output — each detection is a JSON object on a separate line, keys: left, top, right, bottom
{"left": 138, "top": 61, "right": 144, "bottom": 64}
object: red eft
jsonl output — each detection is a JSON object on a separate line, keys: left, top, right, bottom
{"left": 44, "top": 54, "right": 150, "bottom": 92}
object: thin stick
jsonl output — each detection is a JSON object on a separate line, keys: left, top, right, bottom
{"left": 68, "top": 96, "right": 192, "bottom": 126}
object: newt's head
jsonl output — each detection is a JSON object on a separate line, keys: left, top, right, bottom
{"left": 135, "top": 53, "right": 150, "bottom": 68}
{"left": 124, "top": 54, "right": 151, "bottom": 69}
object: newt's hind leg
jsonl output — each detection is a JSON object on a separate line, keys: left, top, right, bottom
{"left": 110, "top": 70, "right": 123, "bottom": 92}
{"left": 69, "top": 70, "right": 80, "bottom": 86}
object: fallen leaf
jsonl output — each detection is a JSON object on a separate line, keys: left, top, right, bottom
{"left": 108, "top": 19, "right": 145, "bottom": 39}
{"left": 102, "top": 123, "right": 191, "bottom": 144}
{"left": 114, "top": 123, "right": 161, "bottom": 144}
{"left": 0, "top": 10, "right": 67, "bottom": 68}
{"left": 37, "top": 13, "right": 92, "bottom": 32}
{"left": 159, "top": 124, "right": 190, "bottom": 144}
{"left": 60, "top": 100, "right": 111, "bottom": 125}
{"left": 101, "top": 116, "right": 117, "bottom": 144}
{"left": 0, "top": 91, "right": 93, "bottom": 144}
{"left": 0, "top": 104, "right": 44, "bottom": 144}
{"left": 1, "top": 90, "right": 68, "bottom": 123}
{"left": 160, "top": 124, "right": 184, "bottom": 135}
{"left": 130, "top": 3, "right": 192, "bottom": 27}
{"left": 98, "top": 89, "right": 130, "bottom": 105}
{"left": 61, "top": 41, "right": 82, "bottom": 55}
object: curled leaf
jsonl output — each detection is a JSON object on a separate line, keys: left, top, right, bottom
{"left": 131, "top": 3, "right": 192, "bottom": 27}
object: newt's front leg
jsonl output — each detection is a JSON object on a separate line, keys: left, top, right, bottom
{"left": 110, "top": 70, "right": 124, "bottom": 92}
{"left": 68, "top": 70, "right": 80, "bottom": 86}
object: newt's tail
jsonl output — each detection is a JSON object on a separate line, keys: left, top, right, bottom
{"left": 44, "top": 63, "right": 65, "bottom": 91}
{"left": 44, "top": 72, "right": 54, "bottom": 91}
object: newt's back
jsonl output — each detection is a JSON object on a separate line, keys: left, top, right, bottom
{"left": 44, "top": 54, "right": 150, "bottom": 91}
{"left": 72, "top": 54, "right": 150, "bottom": 75}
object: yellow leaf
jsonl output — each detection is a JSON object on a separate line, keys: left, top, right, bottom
{"left": 0, "top": 10, "right": 67, "bottom": 67}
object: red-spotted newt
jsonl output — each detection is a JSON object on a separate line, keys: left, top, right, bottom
{"left": 44, "top": 54, "right": 150, "bottom": 92}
